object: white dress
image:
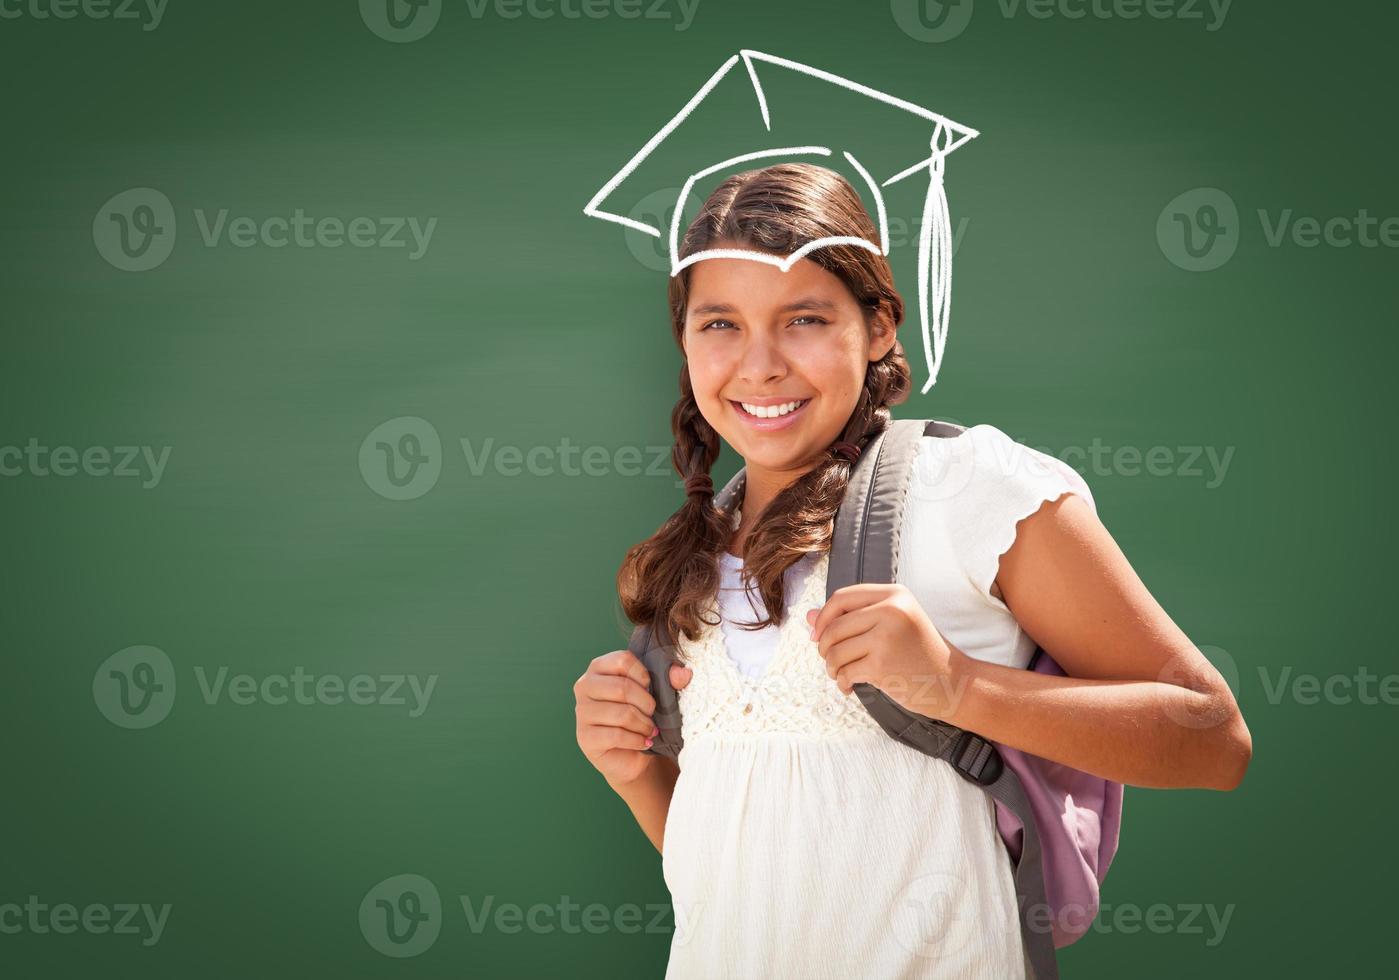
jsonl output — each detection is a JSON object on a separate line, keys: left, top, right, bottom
{"left": 661, "top": 424, "right": 1094, "bottom": 980}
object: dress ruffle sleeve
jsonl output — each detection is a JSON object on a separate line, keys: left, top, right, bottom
{"left": 940, "top": 424, "right": 1097, "bottom": 614}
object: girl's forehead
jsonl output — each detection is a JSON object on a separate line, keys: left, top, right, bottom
{"left": 687, "top": 255, "right": 848, "bottom": 307}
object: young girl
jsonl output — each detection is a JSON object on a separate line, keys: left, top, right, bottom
{"left": 573, "top": 163, "right": 1251, "bottom": 978}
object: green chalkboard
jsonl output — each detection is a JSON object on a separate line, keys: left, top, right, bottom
{"left": 1, "top": 0, "right": 1395, "bottom": 977}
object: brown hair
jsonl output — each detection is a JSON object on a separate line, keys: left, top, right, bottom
{"left": 617, "top": 162, "right": 912, "bottom": 648}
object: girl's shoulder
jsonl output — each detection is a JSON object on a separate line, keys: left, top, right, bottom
{"left": 909, "top": 421, "right": 1095, "bottom": 515}
{"left": 905, "top": 421, "right": 1097, "bottom": 616}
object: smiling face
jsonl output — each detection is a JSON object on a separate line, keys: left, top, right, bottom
{"left": 680, "top": 247, "right": 896, "bottom": 482}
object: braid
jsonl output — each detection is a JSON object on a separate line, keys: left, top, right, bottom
{"left": 672, "top": 365, "right": 721, "bottom": 504}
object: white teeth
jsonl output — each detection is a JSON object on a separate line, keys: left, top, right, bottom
{"left": 739, "top": 399, "right": 806, "bottom": 419}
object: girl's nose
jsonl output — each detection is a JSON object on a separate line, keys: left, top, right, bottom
{"left": 736, "top": 337, "right": 787, "bottom": 384}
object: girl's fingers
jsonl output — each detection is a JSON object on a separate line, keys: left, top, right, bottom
{"left": 815, "top": 609, "right": 880, "bottom": 672}
{"left": 669, "top": 664, "right": 693, "bottom": 690}
{"left": 580, "top": 725, "right": 651, "bottom": 756}
{"left": 585, "top": 699, "right": 657, "bottom": 738}
{"left": 825, "top": 644, "right": 870, "bottom": 689}
{"left": 809, "top": 584, "right": 893, "bottom": 642}
{"left": 601, "top": 728, "right": 652, "bottom": 753}
{"left": 577, "top": 670, "right": 657, "bottom": 717}
{"left": 589, "top": 649, "right": 653, "bottom": 689}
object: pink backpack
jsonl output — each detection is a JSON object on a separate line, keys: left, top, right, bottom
{"left": 630, "top": 418, "right": 1124, "bottom": 979}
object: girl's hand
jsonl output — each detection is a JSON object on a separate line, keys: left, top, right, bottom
{"left": 806, "top": 584, "right": 970, "bottom": 721}
{"left": 573, "top": 649, "right": 693, "bottom": 787}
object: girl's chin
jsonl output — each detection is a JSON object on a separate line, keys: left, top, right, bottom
{"left": 725, "top": 440, "right": 821, "bottom": 473}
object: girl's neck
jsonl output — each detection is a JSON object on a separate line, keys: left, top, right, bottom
{"left": 728, "top": 460, "right": 818, "bottom": 558}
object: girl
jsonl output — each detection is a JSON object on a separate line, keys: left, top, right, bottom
{"left": 573, "top": 163, "right": 1251, "bottom": 978}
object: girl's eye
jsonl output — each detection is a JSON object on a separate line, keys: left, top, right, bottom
{"left": 698, "top": 316, "right": 827, "bottom": 331}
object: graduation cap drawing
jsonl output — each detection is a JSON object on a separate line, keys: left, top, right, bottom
{"left": 583, "top": 49, "right": 979, "bottom": 394}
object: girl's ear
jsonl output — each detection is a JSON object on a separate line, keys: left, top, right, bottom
{"left": 868, "top": 307, "right": 897, "bottom": 362}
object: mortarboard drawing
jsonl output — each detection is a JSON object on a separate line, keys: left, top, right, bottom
{"left": 583, "top": 49, "right": 979, "bottom": 394}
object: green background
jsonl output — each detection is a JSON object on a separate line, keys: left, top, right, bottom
{"left": 2, "top": 0, "right": 1393, "bottom": 976}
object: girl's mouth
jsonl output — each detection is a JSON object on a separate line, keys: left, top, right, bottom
{"left": 729, "top": 398, "right": 812, "bottom": 432}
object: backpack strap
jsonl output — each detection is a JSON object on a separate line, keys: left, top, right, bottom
{"left": 831, "top": 417, "right": 1058, "bottom": 980}
{"left": 627, "top": 466, "right": 747, "bottom": 761}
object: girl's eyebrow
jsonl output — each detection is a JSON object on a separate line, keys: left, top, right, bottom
{"left": 689, "top": 296, "right": 839, "bottom": 317}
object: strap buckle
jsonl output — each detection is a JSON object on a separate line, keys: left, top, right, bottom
{"left": 949, "top": 730, "right": 1004, "bottom": 786}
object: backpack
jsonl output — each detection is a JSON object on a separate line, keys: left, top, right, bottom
{"left": 627, "top": 418, "right": 1125, "bottom": 980}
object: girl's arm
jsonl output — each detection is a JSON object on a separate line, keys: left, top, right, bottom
{"left": 940, "top": 492, "right": 1252, "bottom": 791}
{"left": 609, "top": 756, "right": 681, "bottom": 854}
{"left": 575, "top": 652, "right": 688, "bottom": 852}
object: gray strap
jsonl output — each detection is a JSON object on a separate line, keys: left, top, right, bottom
{"left": 631, "top": 466, "right": 747, "bottom": 761}
{"left": 829, "top": 418, "right": 1058, "bottom": 980}
{"left": 628, "top": 621, "right": 682, "bottom": 760}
